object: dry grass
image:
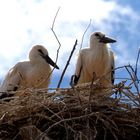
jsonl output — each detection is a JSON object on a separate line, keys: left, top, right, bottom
{"left": 0, "top": 80, "right": 140, "bottom": 140}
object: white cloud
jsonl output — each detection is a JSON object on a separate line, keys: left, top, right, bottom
{"left": 0, "top": 0, "right": 140, "bottom": 82}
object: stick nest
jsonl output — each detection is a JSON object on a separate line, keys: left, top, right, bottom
{"left": 0, "top": 82, "right": 140, "bottom": 140}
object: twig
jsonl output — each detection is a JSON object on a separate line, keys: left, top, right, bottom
{"left": 36, "top": 111, "right": 96, "bottom": 139}
{"left": 100, "top": 113, "right": 119, "bottom": 140}
{"left": 0, "top": 96, "right": 19, "bottom": 102}
{"left": 121, "top": 89, "right": 139, "bottom": 107}
{"left": 51, "top": 7, "right": 60, "bottom": 30}
{"left": 135, "top": 47, "right": 140, "bottom": 78}
{"left": 125, "top": 65, "right": 139, "bottom": 95}
{"left": 79, "top": 19, "right": 92, "bottom": 51}
{"left": 115, "top": 77, "right": 140, "bottom": 82}
{"left": 0, "top": 112, "right": 8, "bottom": 123}
{"left": 44, "top": 112, "right": 96, "bottom": 134}
{"left": 50, "top": 7, "right": 61, "bottom": 73}
{"left": 98, "top": 65, "right": 130, "bottom": 85}
{"left": 49, "top": 7, "right": 61, "bottom": 86}
{"left": 88, "top": 72, "right": 97, "bottom": 110}
{"left": 36, "top": 7, "right": 61, "bottom": 88}
{"left": 126, "top": 65, "right": 139, "bottom": 82}
{"left": 51, "top": 7, "right": 61, "bottom": 57}
{"left": 57, "top": 39, "right": 78, "bottom": 88}
{"left": 113, "top": 80, "right": 127, "bottom": 98}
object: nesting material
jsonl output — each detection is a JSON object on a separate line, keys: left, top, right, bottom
{"left": 0, "top": 82, "right": 140, "bottom": 140}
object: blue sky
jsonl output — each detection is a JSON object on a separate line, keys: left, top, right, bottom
{"left": 0, "top": 0, "right": 139, "bottom": 90}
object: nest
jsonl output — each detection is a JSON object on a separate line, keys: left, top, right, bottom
{"left": 0, "top": 82, "right": 140, "bottom": 140}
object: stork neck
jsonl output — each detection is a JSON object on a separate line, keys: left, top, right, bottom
{"left": 90, "top": 44, "right": 109, "bottom": 59}
{"left": 90, "top": 43, "right": 106, "bottom": 49}
{"left": 30, "top": 59, "right": 48, "bottom": 66}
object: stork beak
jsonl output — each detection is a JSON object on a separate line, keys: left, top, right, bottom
{"left": 100, "top": 36, "right": 116, "bottom": 43}
{"left": 44, "top": 55, "right": 59, "bottom": 69}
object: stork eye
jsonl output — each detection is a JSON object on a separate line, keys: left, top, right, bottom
{"left": 38, "top": 49, "right": 44, "bottom": 54}
{"left": 95, "top": 33, "right": 100, "bottom": 37}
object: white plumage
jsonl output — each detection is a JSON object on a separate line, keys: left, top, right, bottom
{"left": 71, "top": 32, "right": 116, "bottom": 87}
{"left": 0, "top": 45, "right": 59, "bottom": 92}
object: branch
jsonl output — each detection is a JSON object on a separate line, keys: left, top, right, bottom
{"left": 57, "top": 40, "right": 78, "bottom": 88}
{"left": 51, "top": 7, "right": 60, "bottom": 30}
{"left": 0, "top": 112, "right": 8, "bottom": 123}
{"left": 44, "top": 112, "right": 96, "bottom": 135}
{"left": 125, "top": 65, "right": 140, "bottom": 97}
{"left": 51, "top": 7, "right": 61, "bottom": 69}
{"left": 79, "top": 19, "right": 92, "bottom": 51}
{"left": 135, "top": 47, "right": 140, "bottom": 78}
{"left": 98, "top": 65, "right": 130, "bottom": 84}
{"left": 36, "top": 7, "right": 61, "bottom": 88}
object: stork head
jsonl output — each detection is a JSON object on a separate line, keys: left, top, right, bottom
{"left": 29, "top": 45, "right": 59, "bottom": 69}
{"left": 90, "top": 32, "right": 116, "bottom": 48}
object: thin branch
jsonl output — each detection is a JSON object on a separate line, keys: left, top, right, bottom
{"left": 126, "top": 65, "right": 139, "bottom": 82}
{"left": 51, "top": 7, "right": 61, "bottom": 70}
{"left": 44, "top": 112, "right": 96, "bottom": 135}
{"left": 125, "top": 65, "right": 140, "bottom": 97}
{"left": 36, "top": 7, "right": 61, "bottom": 88}
{"left": 115, "top": 77, "right": 140, "bottom": 81}
{"left": 0, "top": 112, "right": 8, "bottom": 123}
{"left": 121, "top": 89, "right": 139, "bottom": 107}
{"left": 135, "top": 47, "right": 140, "bottom": 77}
{"left": 49, "top": 7, "right": 61, "bottom": 87}
{"left": 79, "top": 19, "right": 92, "bottom": 51}
{"left": 89, "top": 72, "right": 97, "bottom": 105}
{"left": 57, "top": 40, "right": 78, "bottom": 88}
{"left": 98, "top": 65, "right": 130, "bottom": 84}
{"left": 51, "top": 7, "right": 61, "bottom": 30}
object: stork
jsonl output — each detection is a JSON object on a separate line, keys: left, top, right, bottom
{"left": 0, "top": 45, "right": 59, "bottom": 93}
{"left": 70, "top": 32, "right": 116, "bottom": 88}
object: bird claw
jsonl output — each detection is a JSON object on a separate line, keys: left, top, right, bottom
{"left": 70, "top": 75, "right": 79, "bottom": 87}
{"left": 70, "top": 75, "right": 76, "bottom": 87}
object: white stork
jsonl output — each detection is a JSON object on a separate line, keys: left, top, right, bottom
{"left": 70, "top": 32, "right": 116, "bottom": 88}
{"left": 0, "top": 45, "right": 59, "bottom": 93}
